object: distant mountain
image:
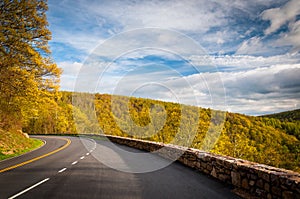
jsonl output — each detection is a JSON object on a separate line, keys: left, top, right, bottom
{"left": 262, "top": 109, "right": 300, "bottom": 122}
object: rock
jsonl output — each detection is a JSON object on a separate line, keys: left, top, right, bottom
{"left": 17, "top": 130, "right": 29, "bottom": 138}
{"left": 258, "top": 171, "right": 270, "bottom": 182}
{"left": 242, "top": 178, "right": 250, "bottom": 190}
{"left": 282, "top": 191, "right": 294, "bottom": 199}
{"left": 264, "top": 183, "right": 270, "bottom": 192}
{"left": 249, "top": 180, "right": 255, "bottom": 186}
{"left": 211, "top": 167, "right": 217, "bottom": 178}
{"left": 267, "top": 193, "right": 272, "bottom": 199}
{"left": 219, "top": 174, "right": 230, "bottom": 182}
{"left": 271, "top": 186, "right": 282, "bottom": 196}
{"left": 201, "top": 162, "right": 207, "bottom": 169}
{"left": 207, "top": 164, "right": 212, "bottom": 171}
{"left": 250, "top": 174, "right": 258, "bottom": 180}
{"left": 256, "top": 179, "right": 264, "bottom": 189}
{"left": 231, "top": 171, "right": 241, "bottom": 187}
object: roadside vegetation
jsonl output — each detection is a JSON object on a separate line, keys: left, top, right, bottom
{"left": 0, "top": 129, "right": 43, "bottom": 160}
{"left": 0, "top": 1, "right": 60, "bottom": 159}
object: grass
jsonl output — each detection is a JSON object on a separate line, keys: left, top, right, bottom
{"left": 0, "top": 129, "right": 44, "bottom": 161}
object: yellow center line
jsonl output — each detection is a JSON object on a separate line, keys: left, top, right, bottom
{"left": 0, "top": 137, "right": 71, "bottom": 173}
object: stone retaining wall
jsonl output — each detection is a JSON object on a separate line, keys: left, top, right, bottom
{"left": 104, "top": 135, "right": 300, "bottom": 199}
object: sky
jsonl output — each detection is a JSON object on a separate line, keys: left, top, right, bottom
{"left": 47, "top": 0, "right": 300, "bottom": 115}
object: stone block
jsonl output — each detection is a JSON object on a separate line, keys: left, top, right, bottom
{"left": 225, "top": 169, "right": 231, "bottom": 175}
{"left": 258, "top": 171, "right": 270, "bottom": 182}
{"left": 271, "top": 186, "right": 282, "bottom": 196}
{"left": 187, "top": 160, "right": 195, "bottom": 168}
{"left": 282, "top": 191, "right": 294, "bottom": 199}
{"left": 219, "top": 174, "right": 230, "bottom": 182}
{"left": 242, "top": 178, "right": 250, "bottom": 190}
{"left": 211, "top": 167, "right": 217, "bottom": 178}
{"left": 203, "top": 169, "right": 209, "bottom": 174}
{"left": 231, "top": 171, "right": 241, "bottom": 187}
{"left": 255, "top": 188, "right": 264, "bottom": 196}
{"left": 201, "top": 162, "right": 207, "bottom": 169}
{"left": 195, "top": 161, "right": 201, "bottom": 169}
{"left": 256, "top": 179, "right": 264, "bottom": 189}
{"left": 264, "top": 182, "right": 270, "bottom": 192}
{"left": 250, "top": 174, "right": 258, "bottom": 180}
{"left": 207, "top": 164, "right": 212, "bottom": 171}
{"left": 223, "top": 160, "right": 234, "bottom": 169}
{"left": 249, "top": 180, "right": 255, "bottom": 186}
{"left": 267, "top": 193, "right": 272, "bottom": 199}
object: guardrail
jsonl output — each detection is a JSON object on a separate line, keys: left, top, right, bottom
{"left": 98, "top": 134, "right": 300, "bottom": 199}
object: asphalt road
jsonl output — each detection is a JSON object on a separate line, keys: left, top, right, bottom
{"left": 0, "top": 136, "right": 241, "bottom": 199}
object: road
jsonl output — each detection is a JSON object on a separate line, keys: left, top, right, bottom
{"left": 0, "top": 136, "right": 241, "bottom": 199}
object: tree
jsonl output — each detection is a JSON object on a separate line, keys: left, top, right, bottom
{"left": 0, "top": 0, "right": 61, "bottom": 129}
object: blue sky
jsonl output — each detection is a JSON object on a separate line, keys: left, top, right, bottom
{"left": 47, "top": 0, "right": 300, "bottom": 115}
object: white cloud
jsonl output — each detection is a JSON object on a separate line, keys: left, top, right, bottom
{"left": 235, "top": 36, "right": 273, "bottom": 55}
{"left": 190, "top": 53, "right": 300, "bottom": 70}
{"left": 84, "top": 0, "right": 227, "bottom": 32}
{"left": 59, "top": 61, "right": 82, "bottom": 76}
{"left": 261, "top": 0, "right": 300, "bottom": 35}
{"left": 259, "top": 0, "right": 300, "bottom": 53}
{"left": 51, "top": 28, "right": 105, "bottom": 54}
{"left": 58, "top": 61, "right": 82, "bottom": 90}
{"left": 212, "top": 64, "right": 300, "bottom": 114}
{"left": 88, "top": 28, "right": 208, "bottom": 63}
{"left": 276, "top": 20, "right": 300, "bottom": 52}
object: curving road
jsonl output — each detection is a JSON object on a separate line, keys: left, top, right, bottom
{"left": 0, "top": 136, "right": 241, "bottom": 199}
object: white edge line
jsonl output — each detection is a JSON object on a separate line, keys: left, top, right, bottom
{"left": 8, "top": 178, "right": 50, "bottom": 199}
{"left": 72, "top": 161, "right": 78, "bottom": 165}
{"left": 58, "top": 168, "right": 67, "bottom": 173}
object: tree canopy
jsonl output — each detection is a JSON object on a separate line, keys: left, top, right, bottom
{"left": 0, "top": 0, "right": 61, "bottom": 130}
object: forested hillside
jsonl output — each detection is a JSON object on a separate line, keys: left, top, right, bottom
{"left": 263, "top": 109, "right": 300, "bottom": 121}
{"left": 262, "top": 109, "right": 300, "bottom": 141}
{"left": 25, "top": 92, "right": 300, "bottom": 172}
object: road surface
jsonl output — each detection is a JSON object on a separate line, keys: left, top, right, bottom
{"left": 0, "top": 136, "right": 241, "bottom": 199}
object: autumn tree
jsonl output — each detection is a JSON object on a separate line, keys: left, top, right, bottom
{"left": 0, "top": 0, "right": 61, "bottom": 130}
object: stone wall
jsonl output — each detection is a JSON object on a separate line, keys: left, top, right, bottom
{"left": 104, "top": 135, "right": 300, "bottom": 199}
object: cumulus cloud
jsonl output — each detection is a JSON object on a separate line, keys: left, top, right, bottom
{"left": 58, "top": 61, "right": 82, "bottom": 90}
{"left": 185, "top": 64, "right": 300, "bottom": 115}
{"left": 261, "top": 0, "right": 300, "bottom": 35}
{"left": 260, "top": 0, "right": 300, "bottom": 52}
{"left": 219, "top": 64, "right": 300, "bottom": 114}
{"left": 277, "top": 20, "right": 300, "bottom": 52}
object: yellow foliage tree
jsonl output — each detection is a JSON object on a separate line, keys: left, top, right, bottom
{"left": 0, "top": 0, "right": 61, "bottom": 130}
